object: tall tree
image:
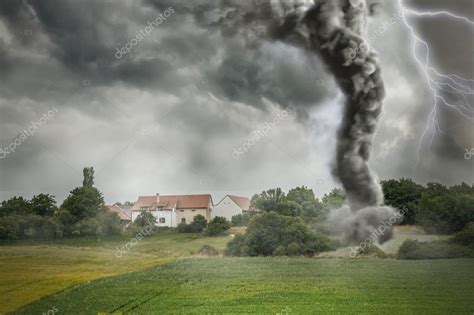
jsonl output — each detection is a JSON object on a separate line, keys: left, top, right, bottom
{"left": 381, "top": 178, "right": 424, "bottom": 225}
{"left": 321, "top": 188, "right": 346, "bottom": 210}
{"left": 287, "top": 186, "right": 325, "bottom": 220}
{"left": 417, "top": 182, "right": 474, "bottom": 234}
{"left": 31, "top": 194, "right": 57, "bottom": 217}
{"left": 82, "top": 167, "right": 95, "bottom": 187}
{"left": 0, "top": 196, "right": 32, "bottom": 216}
{"left": 251, "top": 188, "right": 301, "bottom": 216}
{"left": 60, "top": 187, "right": 104, "bottom": 223}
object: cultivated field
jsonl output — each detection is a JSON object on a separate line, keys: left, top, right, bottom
{"left": 1, "top": 228, "right": 472, "bottom": 314}
{"left": 14, "top": 258, "right": 474, "bottom": 314}
{"left": 0, "top": 233, "right": 230, "bottom": 314}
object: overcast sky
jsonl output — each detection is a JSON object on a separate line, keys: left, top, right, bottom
{"left": 0, "top": 0, "right": 472, "bottom": 204}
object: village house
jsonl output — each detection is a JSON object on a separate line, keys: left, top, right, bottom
{"left": 212, "top": 195, "right": 256, "bottom": 221}
{"left": 130, "top": 194, "right": 213, "bottom": 227}
{"left": 106, "top": 204, "right": 132, "bottom": 225}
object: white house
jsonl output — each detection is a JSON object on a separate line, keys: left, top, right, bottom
{"left": 130, "top": 194, "right": 213, "bottom": 227}
{"left": 212, "top": 195, "right": 255, "bottom": 221}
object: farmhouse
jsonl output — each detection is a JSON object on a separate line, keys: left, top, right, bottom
{"left": 212, "top": 195, "right": 257, "bottom": 221}
{"left": 130, "top": 194, "right": 213, "bottom": 227}
{"left": 106, "top": 204, "right": 131, "bottom": 225}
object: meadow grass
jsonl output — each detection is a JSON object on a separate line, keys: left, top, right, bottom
{"left": 0, "top": 232, "right": 230, "bottom": 314}
{"left": 2, "top": 229, "right": 472, "bottom": 314}
{"left": 14, "top": 257, "right": 474, "bottom": 314}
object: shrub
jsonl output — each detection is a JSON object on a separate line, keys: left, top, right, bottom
{"left": 355, "top": 244, "right": 389, "bottom": 258}
{"left": 286, "top": 242, "right": 303, "bottom": 256}
{"left": 225, "top": 234, "right": 246, "bottom": 256}
{"left": 176, "top": 223, "right": 189, "bottom": 233}
{"left": 398, "top": 239, "right": 473, "bottom": 259}
{"left": 416, "top": 183, "right": 474, "bottom": 234}
{"left": 134, "top": 211, "right": 157, "bottom": 228}
{"left": 451, "top": 222, "right": 474, "bottom": 246}
{"left": 189, "top": 214, "right": 207, "bottom": 232}
{"left": 0, "top": 215, "right": 21, "bottom": 239}
{"left": 204, "top": 217, "right": 231, "bottom": 236}
{"left": 96, "top": 209, "right": 122, "bottom": 236}
{"left": 74, "top": 218, "right": 99, "bottom": 236}
{"left": 272, "top": 245, "right": 287, "bottom": 256}
{"left": 231, "top": 213, "right": 252, "bottom": 227}
{"left": 0, "top": 214, "right": 63, "bottom": 240}
{"left": 197, "top": 245, "right": 219, "bottom": 256}
{"left": 177, "top": 215, "right": 208, "bottom": 233}
{"left": 225, "top": 212, "right": 333, "bottom": 257}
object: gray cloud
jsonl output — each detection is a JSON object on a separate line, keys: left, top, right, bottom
{"left": 0, "top": 0, "right": 472, "bottom": 204}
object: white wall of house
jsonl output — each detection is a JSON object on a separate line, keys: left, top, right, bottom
{"left": 212, "top": 196, "right": 242, "bottom": 221}
{"left": 131, "top": 211, "right": 140, "bottom": 222}
{"left": 151, "top": 210, "right": 177, "bottom": 227}
{"left": 131, "top": 210, "right": 177, "bottom": 227}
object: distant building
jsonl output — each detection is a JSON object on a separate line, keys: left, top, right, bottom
{"left": 106, "top": 204, "right": 132, "bottom": 225}
{"left": 212, "top": 195, "right": 257, "bottom": 221}
{"left": 130, "top": 194, "right": 213, "bottom": 227}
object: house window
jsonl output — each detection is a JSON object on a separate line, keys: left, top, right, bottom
{"left": 192, "top": 209, "right": 195, "bottom": 212}
{"left": 159, "top": 218, "right": 165, "bottom": 223}
{"left": 181, "top": 218, "right": 186, "bottom": 223}
{"left": 141, "top": 206, "right": 150, "bottom": 211}
{"left": 180, "top": 210, "right": 184, "bottom": 212}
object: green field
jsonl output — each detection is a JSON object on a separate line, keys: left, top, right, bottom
{"left": 2, "top": 229, "right": 473, "bottom": 314}
{"left": 0, "top": 232, "right": 230, "bottom": 314}
{"left": 14, "top": 258, "right": 474, "bottom": 314}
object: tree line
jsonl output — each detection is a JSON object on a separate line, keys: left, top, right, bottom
{"left": 0, "top": 170, "right": 472, "bottom": 240}
{"left": 249, "top": 179, "right": 473, "bottom": 234}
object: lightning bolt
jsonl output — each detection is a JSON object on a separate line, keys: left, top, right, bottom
{"left": 396, "top": 0, "right": 474, "bottom": 179}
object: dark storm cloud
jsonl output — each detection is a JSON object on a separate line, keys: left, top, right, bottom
{"left": 0, "top": 0, "right": 179, "bottom": 92}
{"left": 0, "top": 0, "right": 472, "bottom": 204}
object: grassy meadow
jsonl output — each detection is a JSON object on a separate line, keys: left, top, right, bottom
{"left": 0, "top": 232, "right": 230, "bottom": 314}
{"left": 1, "top": 228, "right": 473, "bottom": 314}
{"left": 14, "top": 258, "right": 474, "bottom": 314}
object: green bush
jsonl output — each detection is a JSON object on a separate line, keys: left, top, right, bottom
{"left": 0, "top": 215, "right": 21, "bottom": 239}
{"left": 177, "top": 215, "right": 208, "bottom": 233}
{"left": 354, "top": 244, "right": 389, "bottom": 258}
{"left": 231, "top": 213, "right": 252, "bottom": 227}
{"left": 398, "top": 239, "right": 473, "bottom": 259}
{"left": 204, "top": 216, "right": 231, "bottom": 236}
{"left": 225, "top": 212, "right": 333, "bottom": 257}
{"left": 225, "top": 234, "right": 246, "bottom": 256}
{"left": 0, "top": 214, "right": 63, "bottom": 240}
{"left": 133, "top": 211, "right": 157, "bottom": 228}
{"left": 416, "top": 183, "right": 474, "bottom": 234}
{"left": 176, "top": 222, "right": 189, "bottom": 233}
{"left": 451, "top": 222, "right": 474, "bottom": 246}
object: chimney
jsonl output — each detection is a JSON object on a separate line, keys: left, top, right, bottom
{"left": 156, "top": 193, "right": 160, "bottom": 204}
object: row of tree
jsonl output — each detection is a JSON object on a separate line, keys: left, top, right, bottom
{"left": 250, "top": 179, "right": 474, "bottom": 234}
{"left": 0, "top": 167, "right": 123, "bottom": 239}
{"left": 0, "top": 174, "right": 472, "bottom": 239}
{"left": 250, "top": 186, "right": 345, "bottom": 222}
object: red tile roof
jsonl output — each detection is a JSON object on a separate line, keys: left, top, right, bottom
{"left": 131, "top": 194, "right": 212, "bottom": 211}
{"left": 106, "top": 205, "right": 131, "bottom": 221}
{"left": 228, "top": 195, "right": 251, "bottom": 211}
